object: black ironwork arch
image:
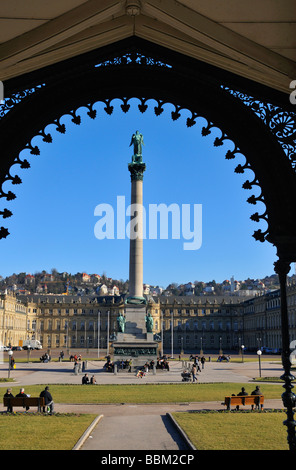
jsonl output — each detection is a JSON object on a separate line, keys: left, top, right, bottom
{"left": 1, "top": 37, "right": 296, "bottom": 449}
{"left": 1, "top": 39, "right": 296, "bottom": 262}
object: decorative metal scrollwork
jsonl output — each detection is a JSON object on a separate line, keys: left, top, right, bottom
{"left": 0, "top": 84, "right": 45, "bottom": 119}
{"left": 222, "top": 86, "right": 296, "bottom": 170}
{"left": 95, "top": 52, "right": 172, "bottom": 69}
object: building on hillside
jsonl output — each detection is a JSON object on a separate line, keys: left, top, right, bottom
{"left": 82, "top": 273, "right": 91, "bottom": 283}
{"left": 25, "top": 274, "right": 35, "bottom": 285}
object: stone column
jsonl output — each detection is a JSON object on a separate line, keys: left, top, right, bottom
{"left": 126, "top": 162, "right": 146, "bottom": 304}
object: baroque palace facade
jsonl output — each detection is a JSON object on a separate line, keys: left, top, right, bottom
{"left": 1, "top": 286, "right": 296, "bottom": 354}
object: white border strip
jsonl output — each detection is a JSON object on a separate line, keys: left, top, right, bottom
{"left": 166, "top": 413, "right": 196, "bottom": 450}
{"left": 72, "top": 414, "right": 104, "bottom": 450}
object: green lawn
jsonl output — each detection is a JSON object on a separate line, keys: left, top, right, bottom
{"left": 3, "top": 382, "right": 283, "bottom": 404}
{"left": 0, "top": 413, "right": 96, "bottom": 450}
{"left": 0, "top": 382, "right": 289, "bottom": 451}
{"left": 173, "top": 411, "right": 289, "bottom": 450}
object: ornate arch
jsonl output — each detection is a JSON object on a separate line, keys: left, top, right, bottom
{"left": 1, "top": 36, "right": 296, "bottom": 448}
{"left": 1, "top": 39, "right": 296, "bottom": 260}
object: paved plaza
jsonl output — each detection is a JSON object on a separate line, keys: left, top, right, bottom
{"left": 0, "top": 355, "right": 286, "bottom": 450}
{"left": 0, "top": 354, "right": 285, "bottom": 387}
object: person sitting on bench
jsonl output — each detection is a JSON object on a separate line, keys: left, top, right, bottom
{"left": 251, "top": 386, "right": 263, "bottom": 410}
{"left": 15, "top": 388, "right": 30, "bottom": 411}
{"left": 236, "top": 387, "right": 248, "bottom": 410}
{"left": 40, "top": 386, "right": 54, "bottom": 414}
{"left": 3, "top": 388, "right": 14, "bottom": 412}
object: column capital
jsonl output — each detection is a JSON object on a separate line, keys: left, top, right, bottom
{"left": 128, "top": 162, "right": 146, "bottom": 181}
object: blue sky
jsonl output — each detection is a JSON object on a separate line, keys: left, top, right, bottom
{"left": 0, "top": 98, "right": 278, "bottom": 287}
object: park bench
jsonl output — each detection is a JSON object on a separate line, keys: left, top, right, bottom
{"left": 3, "top": 396, "right": 45, "bottom": 412}
{"left": 223, "top": 395, "right": 264, "bottom": 410}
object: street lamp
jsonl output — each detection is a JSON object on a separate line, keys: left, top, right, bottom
{"left": 171, "top": 312, "right": 174, "bottom": 359}
{"left": 257, "top": 349, "right": 262, "bottom": 377}
{"left": 8, "top": 350, "right": 13, "bottom": 378}
{"left": 161, "top": 312, "right": 164, "bottom": 357}
{"left": 107, "top": 310, "right": 110, "bottom": 356}
{"left": 241, "top": 344, "right": 245, "bottom": 363}
{"left": 200, "top": 337, "right": 203, "bottom": 355}
{"left": 97, "top": 310, "right": 101, "bottom": 359}
{"left": 219, "top": 336, "right": 223, "bottom": 355}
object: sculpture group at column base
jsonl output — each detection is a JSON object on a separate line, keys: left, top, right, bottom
{"left": 112, "top": 304, "right": 158, "bottom": 371}
{"left": 113, "top": 341, "right": 158, "bottom": 371}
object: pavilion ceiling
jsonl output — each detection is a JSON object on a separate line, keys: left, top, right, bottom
{"left": 0, "top": 0, "right": 295, "bottom": 93}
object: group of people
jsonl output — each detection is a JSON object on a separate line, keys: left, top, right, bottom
{"left": 3, "top": 386, "right": 54, "bottom": 414}
{"left": 134, "top": 356, "right": 170, "bottom": 377}
{"left": 217, "top": 355, "right": 231, "bottom": 362}
{"left": 103, "top": 356, "right": 114, "bottom": 372}
{"left": 235, "top": 386, "right": 263, "bottom": 410}
{"left": 40, "top": 353, "right": 51, "bottom": 363}
{"left": 189, "top": 355, "right": 206, "bottom": 371}
{"left": 181, "top": 356, "right": 207, "bottom": 382}
{"left": 118, "top": 359, "right": 132, "bottom": 371}
{"left": 156, "top": 356, "right": 170, "bottom": 371}
{"left": 181, "top": 363, "right": 199, "bottom": 382}
{"left": 69, "top": 353, "right": 82, "bottom": 362}
{"left": 81, "top": 373, "right": 97, "bottom": 385}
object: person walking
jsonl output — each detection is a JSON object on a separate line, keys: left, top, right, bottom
{"left": 191, "top": 363, "right": 198, "bottom": 382}
{"left": 40, "top": 386, "right": 54, "bottom": 414}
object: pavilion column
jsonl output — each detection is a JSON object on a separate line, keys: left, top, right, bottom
{"left": 274, "top": 258, "right": 296, "bottom": 451}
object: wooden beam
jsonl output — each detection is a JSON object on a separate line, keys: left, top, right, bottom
{"left": 143, "top": 0, "right": 296, "bottom": 79}
{"left": 135, "top": 15, "right": 292, "bottom": 93}
{"left": 0, "top": 0, "right": 123, "bottom": 69}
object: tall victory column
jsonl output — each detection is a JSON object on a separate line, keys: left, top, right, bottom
{"left": 112, "top": 131, "right": 158, "bottom": 372}
{"left": 126, "top": 130, "right": 146, "bottom": 305}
